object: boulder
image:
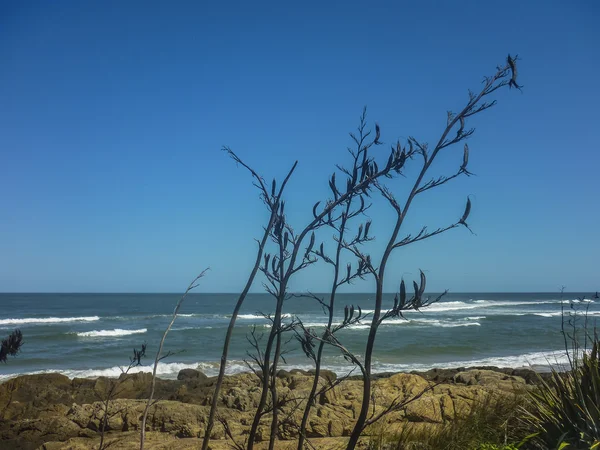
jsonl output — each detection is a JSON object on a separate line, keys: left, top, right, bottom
{"left": 177, "top": 368, "right": 207, "bottom": 382}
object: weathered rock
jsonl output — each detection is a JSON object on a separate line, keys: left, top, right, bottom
{"left": 0, "top": 366, "right": 532, "bottom": 450}
{"left": 177, "top": 368, "right": 207, "bottom": 382}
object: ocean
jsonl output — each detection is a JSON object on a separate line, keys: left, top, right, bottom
{"left": 1, "top": 292, "right": 597, "bottom": 382}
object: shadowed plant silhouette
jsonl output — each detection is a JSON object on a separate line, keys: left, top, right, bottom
{"left": 0, "top": 330, "right": 23, "bottom": 364}
{"left": 199, "top": 55, "right": 523, "bottom": 450}
{"left": 140, "top": 269, "right": 209, "bottom": 450}
{"left": 520, "top": 296, "right": 600, "bottom": 449}
{"left": 95, "top": 343, "right": 146, "bottom": 450}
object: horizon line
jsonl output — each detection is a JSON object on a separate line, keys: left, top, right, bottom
{"left": 0, "top": 291, "right": 593, "bottom": 295}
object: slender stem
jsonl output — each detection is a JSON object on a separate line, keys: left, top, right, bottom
{"left": 297, "top": 163, "right": 357, "bottom": 449}
{"left": 346, "top": 64, "right": 511, "bottom": 449}
{"left": 140, "top": 270, "right": 207, "bottom": 450}
{"left": 268, "top": 329, "right": 283, "bottom": 450}
{"left": 201, "top": 212, "right": 276, "bottom": 450}
{"left": 202, "top": 158, "right": 297, "bottom": 450}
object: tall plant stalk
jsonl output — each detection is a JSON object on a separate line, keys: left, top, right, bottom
{"left": 345, "top": 57, "right": 520, "bottom": 449}
{"left": 246, "top": 120, "right": 403, "bottom": 449}
{"left": 296, "top": 109, "right": 375, "bottom": 449}
{"left": 201, "top": 150, "right": 297, "bottom": 450}
{"left": 140, "top": 269, "right": 208, "bottom": 450}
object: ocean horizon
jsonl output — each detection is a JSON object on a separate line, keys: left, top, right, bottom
{"left": 1, "top": 292, "right": 597, "bottom": 382}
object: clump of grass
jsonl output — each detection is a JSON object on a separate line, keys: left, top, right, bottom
{"left": 520, "top": 300, "right": 600, "bottom": 449}
{"left": 369, "top": 393, "right": 528, "bottom": 450}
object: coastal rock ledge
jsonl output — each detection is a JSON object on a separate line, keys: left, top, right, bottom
{"left": 0, "top": 367, "right": 534, "bottom": 449}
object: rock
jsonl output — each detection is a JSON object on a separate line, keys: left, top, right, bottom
{"left": 0, "top": 365, "right": 536, "bottom": 449}
{"left": 177, "top": 369, "right": 207, "bottom": 382}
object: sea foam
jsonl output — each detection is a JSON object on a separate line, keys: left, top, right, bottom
{"left": 76, "top": 328, "right": 147, "bottom": 337}
{"left": 0, "top": 316, "right": 100, "bottom": 325}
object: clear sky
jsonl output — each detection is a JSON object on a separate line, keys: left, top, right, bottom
{"left": 1, "top": 1, "right": 598, "bottom": 294}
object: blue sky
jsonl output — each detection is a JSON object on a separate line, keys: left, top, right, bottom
{"left": 1, "top": 1, "right": 598, "bottom": 293}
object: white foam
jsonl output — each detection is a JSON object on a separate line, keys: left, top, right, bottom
{"left": 0, "top": 316, "right": 100, "bottom": 325}
{"left": 238, "top": 313, "right": 292, "bottom": 320}
{"left": 0, "top": 359, "right": 251, "bottom": 382}
{"left": 533, "top": 312, "right": 562, "bottom": 318}
{"left": 405, "top": 299, "right": 566, "bottom": 313}
{"left": 76, "top": 329, "right": 147, "bottom": 337}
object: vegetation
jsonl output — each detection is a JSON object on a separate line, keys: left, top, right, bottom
{"left": 140, "top": 269, "right": 208, "bottom": 450}
{"left": 94, "top": 342, "right": 146, "bottom": 450}
{"left": 520, "top": 300, "right": 600, "bottom": 449}
{"left": 367, "top": 393, "right": 526, "bottom": 450}
{"left": 200, "top": 55, "right": 523, "bottom": 450}
{"left": 0, "top": 329, "right": 23, "bottom": 364}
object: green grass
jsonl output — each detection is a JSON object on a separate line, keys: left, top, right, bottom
{"left": 368, "top": 393, "right": 528, "bottom": 450}
{"left": 520, "top": 338, "right": 600, "bottom": 449}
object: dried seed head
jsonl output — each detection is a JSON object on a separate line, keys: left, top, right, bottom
{"left": 461, "top": 143, "right": 469, "bottom": 171}
{"left": 312, "top": 202, "right": 321, "bottom": 220}
{"left": 364, "top": 221, "right": 371, "bottom": 238}
{"left": 460, "top": 197, "right": 472, "bottom": 225}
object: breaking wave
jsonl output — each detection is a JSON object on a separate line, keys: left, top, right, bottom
{"left": 0, "top": 316, "right": 100, "bottom": 326}
{"left": 75, "top": 328, "right": 147, "bottom": 337}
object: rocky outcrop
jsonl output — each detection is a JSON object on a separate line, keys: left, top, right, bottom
{"left": 0, "top": 367, "right": 533, "bottom": 449}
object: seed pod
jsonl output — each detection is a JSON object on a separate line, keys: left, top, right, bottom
{"left": 357, "top": 224, "right": 364, "bottom": 240}
{"left": 461, "top": 144, "right": 469, "bottom": 171}
{"left": 347, "top": 178, "right": 352, "bottom": 193}
{"left": 352, "top": 165, "right": 358, "bottom": 184}
{"left": 329, "top": 173, "right": 338, "bottom": 200}
{"left": 271, "top": 256, "right": 278, "bottom": 275}
{"left": 375, "top": 123, "right": 381, "bottom": 144}
{"left": 349, "top": 305, "right": 355, "bottom": 320}
{"left": 398, "top": 150, "right": 406, "bottom": 169}
{"left": 360, "top": 160, "right": 369, "bottom": 181}
{"left": 400, "top": 279, "right": 406, "bottom": 308}
{"left": 358, "top": 196, "right": 365, "bottom": 212}
{"left": 460, "top": 197, "right": 472, "bottom": 225}
{"left": 319, "top": 242, "right": 324, "bottom": 256}
{"left": 306, "top": 232, "right": 315, "bottom": 257}
{"left": 413, "top": 280, "right": 420, "bottom": 300}
{"left": 365, "top": 221, "right": 371, "bottom": 238}
{"left": 283, "top": 232, "right": 289, "bottom": 250}
{"left": 264, "top": 253, "right": 271, "bottom": 270}
{"left": 280, "top": 201, "right": 285, "bottom": 215}
{"left": 344, "top": 305, "right": 349, "bottom": 323}
{"left": 271, "top": 179, "right": 276, "bottom": 197}
{"left": 419, "top": 270, "right": 426, "bottom": 298}
{"left": 386, "top": 151, "right": 394, "bottom": 170}
{"left": 372, "top": 161, "right": 379, "bottom": 174}
{"left": 312, "top": 201, "right": 321, "bottom": 219}
{"left": 346, "top": 263, "right": 351, "bottom": 281}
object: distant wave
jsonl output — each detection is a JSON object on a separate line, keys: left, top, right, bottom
{"left": 0, "top": 316, "right": 100, "bottom": 326}
{"left": 364, "top": 349, "right": 573, "bottom": 374}
{"left": 0, "top": 359, "right": 250, "bottom": 382}
{"left": 0, "top": 349, "right": 575, "bottom": 383}
{"left": 76, "top": 328, "right": 147, "bottom": 337}
{"left": 384, "top": 318, "right": 481, "bottom": 328}
{"left": 238, "top": 313, "right": 292, "bottom": 320}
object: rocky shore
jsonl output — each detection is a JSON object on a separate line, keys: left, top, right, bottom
{"left": 0, "top": 366, "right": 541, "bottom": 449}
